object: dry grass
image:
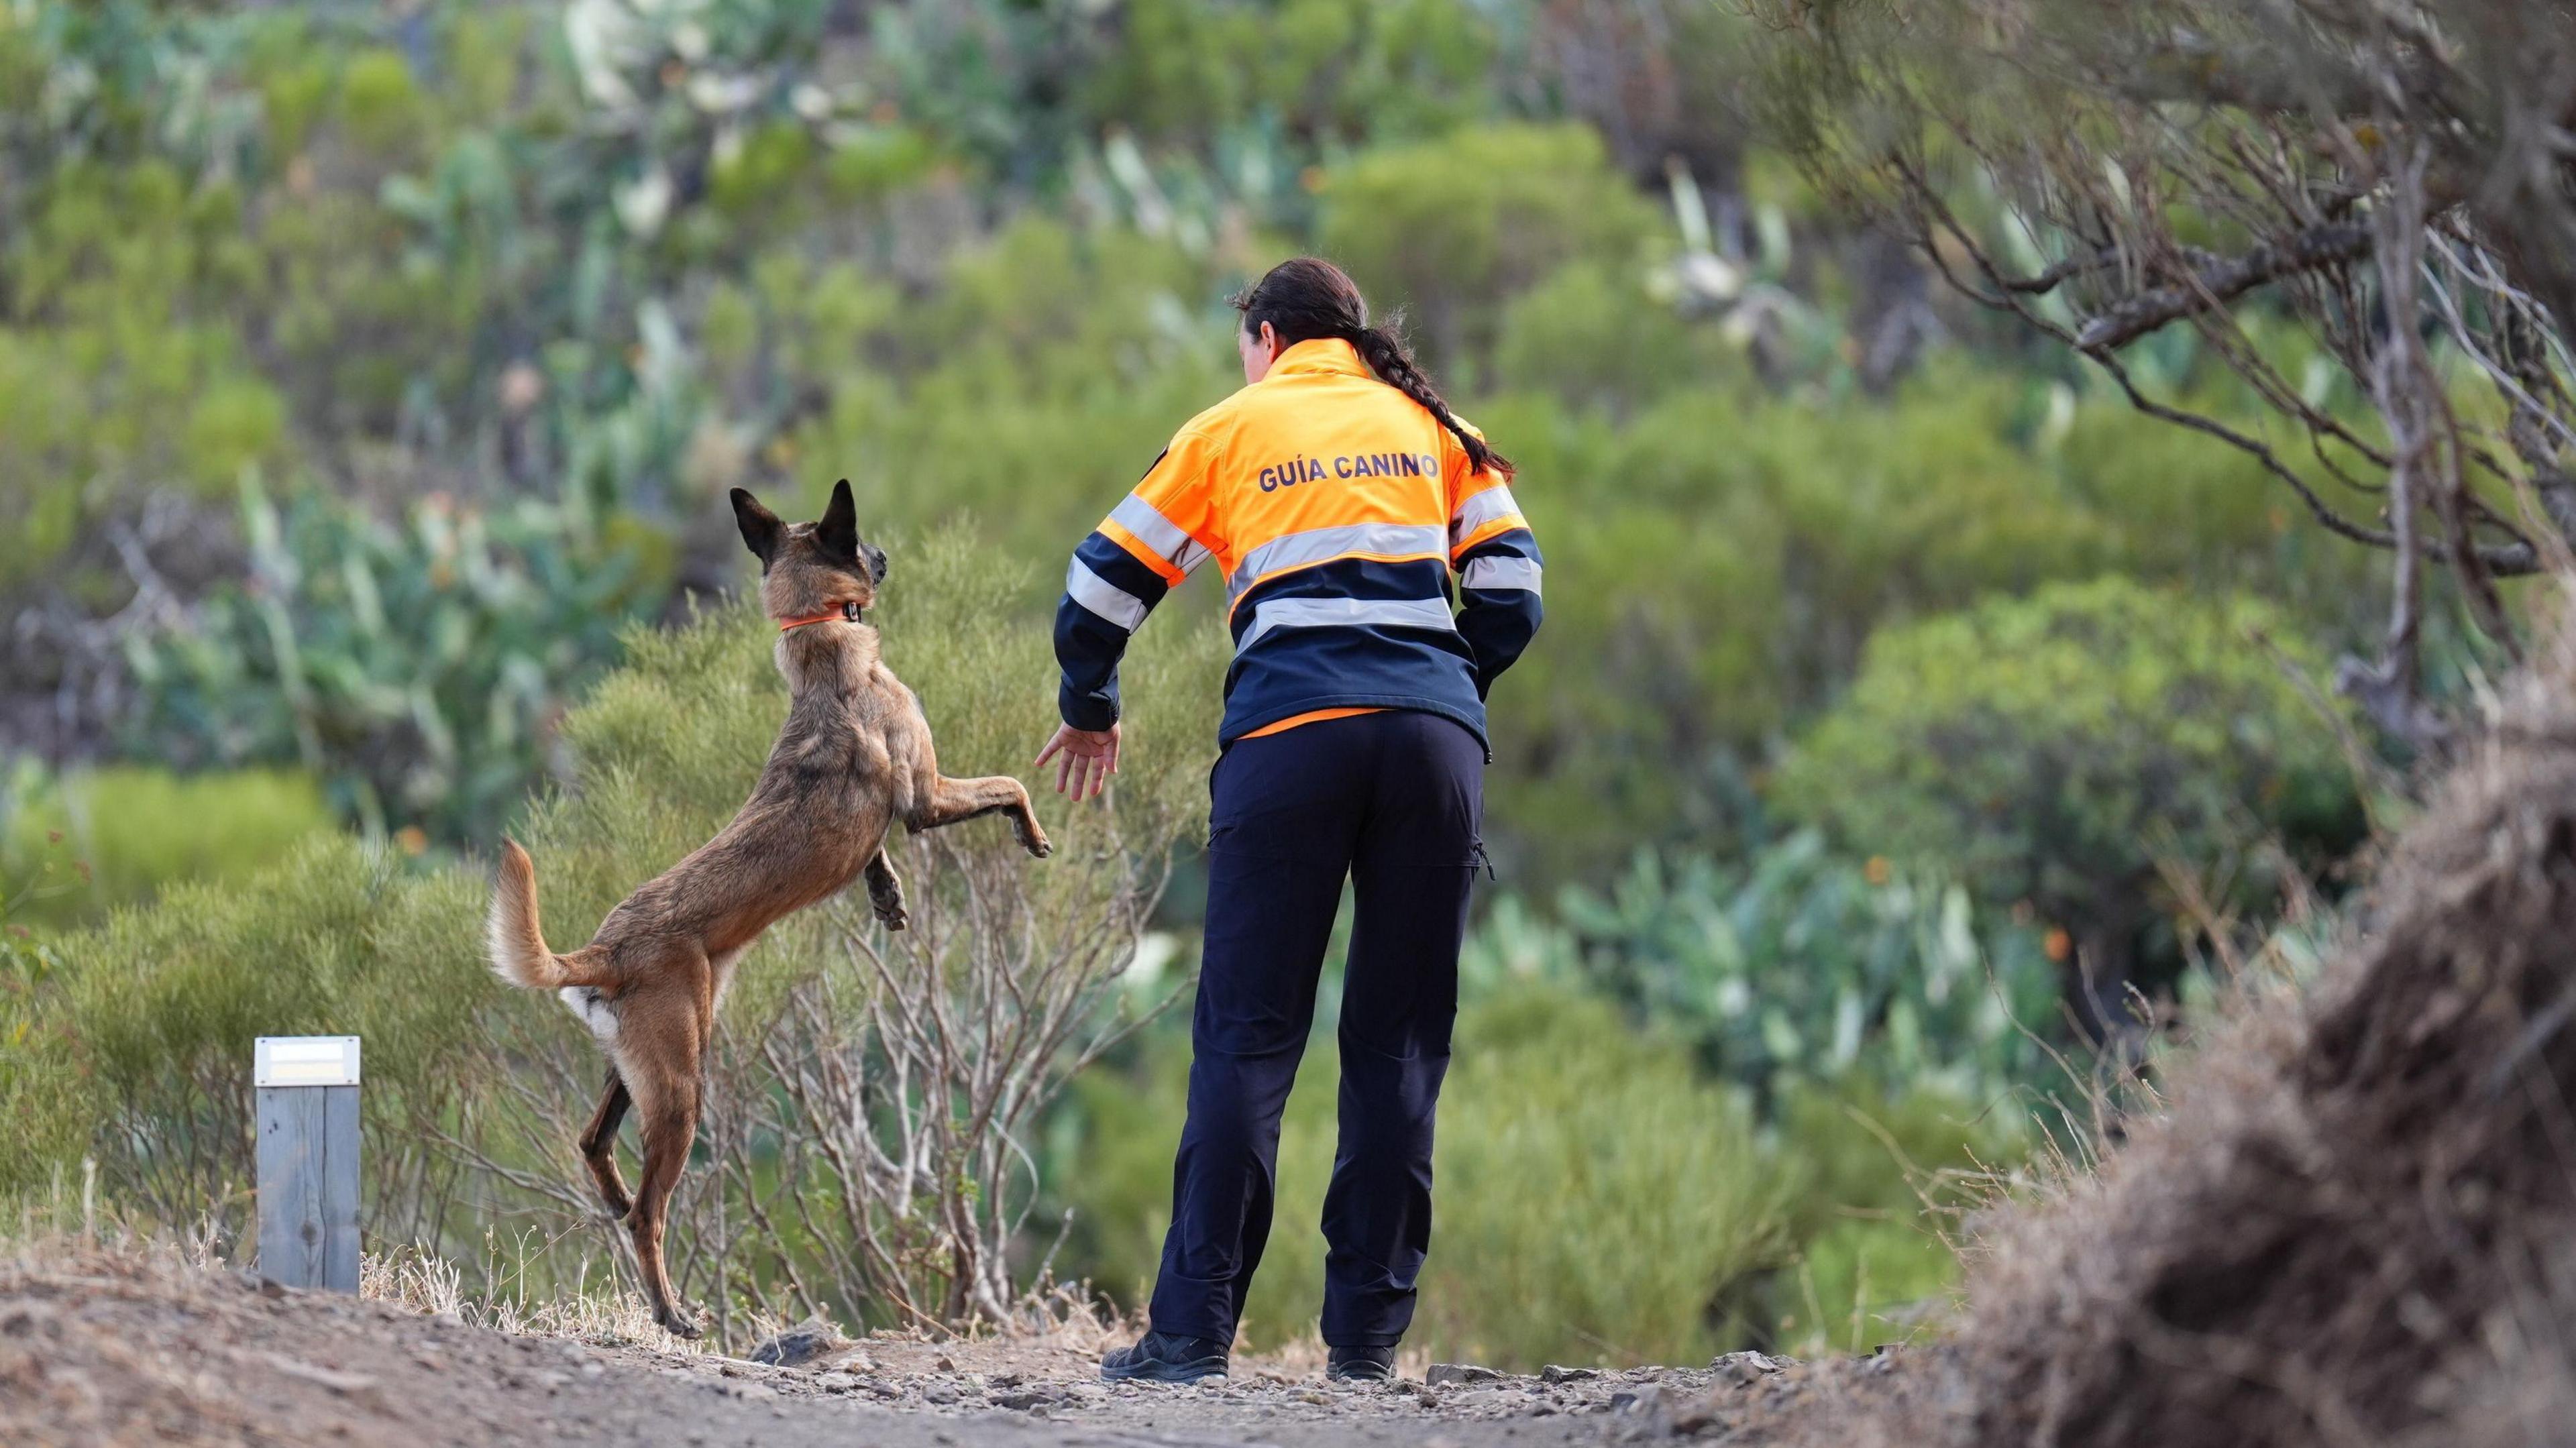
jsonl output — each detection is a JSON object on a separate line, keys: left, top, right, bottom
{"left": 359, "top": 1235, "right": 1159, "bottom": 1368}
{"left": 360, "top": 1239, "right": 702, "bottom": 1348}
{"left": 0, "top": 1173, "right": 716, "bottom": 1356}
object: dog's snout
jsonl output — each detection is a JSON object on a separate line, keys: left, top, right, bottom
{"left": 868, "top": 547, "right": 890, "bottom": 584}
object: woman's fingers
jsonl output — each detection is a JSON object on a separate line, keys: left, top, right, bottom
{"left": 1035, "top": 726, "right": 1118, "bottom": 800}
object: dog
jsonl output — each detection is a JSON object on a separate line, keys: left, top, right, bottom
{"left": 486, "top": 480, "right": 1051, "bottom": 1337}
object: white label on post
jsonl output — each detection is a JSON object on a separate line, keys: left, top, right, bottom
{"left": 256, "top": 1036, "right": 362, "bottom": 1087}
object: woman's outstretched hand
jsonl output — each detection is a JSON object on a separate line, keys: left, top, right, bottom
{"left": 1035, "top": 722, "right": 1121, "bottom": 802}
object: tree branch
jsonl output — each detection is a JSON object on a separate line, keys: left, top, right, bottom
{"left": 2076, "top": 223, "right": 2373, "bottom": 351}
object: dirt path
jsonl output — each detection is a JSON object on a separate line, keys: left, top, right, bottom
{"left": 0, "top": 1247, "right": 1893, "bottom": 1447}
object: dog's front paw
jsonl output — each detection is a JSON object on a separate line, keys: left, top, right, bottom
{"left": 874, "top": 900, "right": 910, "bottom": 932}
{"left": 657, "top": 1306, "right": 704, "bottom": 1341}
{"left": 1022, "top": 828, "right": 1053, "bottom": 860}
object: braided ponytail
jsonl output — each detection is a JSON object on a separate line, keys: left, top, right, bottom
{"left": 1232, "top": 256, "right": 1515, "bottom": 478}
{"left": 1347, "top": 321, "right": 1512, "bottom": 478}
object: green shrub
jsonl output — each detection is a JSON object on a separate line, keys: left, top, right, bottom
{"left": 181, "top": 374, "right": 290, "bottom": 483}
{"left": 1491, "top": 260, "right": 1746, "bottom": 415}
{"left": 2054, "top": 384, "right": 2381, "bottom": 618}
{"left": 1076, "top": 0, "right": 1495, "bottom": 146}
{"left": 820, "top": 123, "right": 943, "bottom": 204}
{"left": 1756, "top": 1078, "right": 2026, "bottom": 1353}
{"left": 0, "top": 156, "right": 294, "bottom": 584}
{"left": 337, "top": 48, "right": 425, "bottom": 158}
{"left": 708, "top": 121, "right": 818, "bottom": 220}
{"left": 1320, "top": 124, "right": 1665, "bottom": 368}
{"left": 2, "top": 832, "right": 478, "bottom": 1222}
{"left": 1770, "top": 1216, "right": 1954, "bottom": 1353}
{"left": 0, "top": 763, "right": 333, "bottom": 930}
{"left": 1420, "top": 987, "right": 1789, "bottom": 1366}
{"left": 1773, "top": 577, "right": 2364, "bottom": 1027}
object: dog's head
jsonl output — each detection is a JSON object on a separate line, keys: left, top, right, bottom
{"left": 731, "top": 480, "right": 890, "bottom": 624}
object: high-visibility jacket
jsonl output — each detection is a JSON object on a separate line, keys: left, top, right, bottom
{"left": 1053, "top": 337, "right": 1544, "bottom": 753}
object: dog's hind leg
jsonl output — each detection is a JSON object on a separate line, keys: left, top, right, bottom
{"left": 621, "top": 992, "right": 705, "bottom": 1340}
{"left": 576, "top": 1066, "right": 634, "bottom": 1221}
{"left": 863, "top": 850, "right": 909, "bottom": 931}
{"left": 909, "top": 775, "right": 1051, "bottom": 858}
{"left": 630, "top": 1086, "right": 701, "bottom": 1340}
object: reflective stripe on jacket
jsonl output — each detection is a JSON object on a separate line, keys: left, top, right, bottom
{"left": 1053, "top": 337, "right": 1544, "bottom": 750}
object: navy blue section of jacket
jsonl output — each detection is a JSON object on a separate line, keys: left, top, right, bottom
{"left": 1219, "top": 556, "right": 1492, "bottom": 748}
{"left": 1055, "top": 533, "right": 1173, "bottom": 732}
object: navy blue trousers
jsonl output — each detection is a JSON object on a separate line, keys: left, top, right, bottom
{"left": 1147, "top": 709, "right": 1485, "bottom": 1348}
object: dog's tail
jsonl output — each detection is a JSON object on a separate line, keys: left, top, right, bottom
{"left": 487, "top": 838, "right": 616, "bottom": 991}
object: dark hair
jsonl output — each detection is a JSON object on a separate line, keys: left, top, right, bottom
{"left": 1231, "top": 257, "right": 1513, "bottom": 478}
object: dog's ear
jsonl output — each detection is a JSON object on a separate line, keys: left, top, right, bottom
{"left": 731, "top": 488, "right": 784, "bottom": 567}
{"left": 816, "top": 478, "right": 859, "bottom": 562}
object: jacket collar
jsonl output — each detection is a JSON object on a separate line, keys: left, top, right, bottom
{"left": 1265, "top": 337, "right": 1368, "bottom": 382}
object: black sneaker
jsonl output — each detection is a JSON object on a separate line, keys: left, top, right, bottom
{"left": 1102, "top": 1331, "right": 1229, "bottom": 1384}
{"left": 1326, "top": 1345, "right": 1395, "bottom": 1382}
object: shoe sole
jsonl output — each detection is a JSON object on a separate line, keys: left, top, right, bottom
{"left": 1326, "top": 1368, "right": 1393, "bottom": 1383}
{"left": 1102, "top": 1357, "right": 1229, "bottom": 1384}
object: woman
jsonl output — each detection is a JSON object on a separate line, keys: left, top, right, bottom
{"left": 1035, "top": 258, "right": 1543, "bottom": 1383}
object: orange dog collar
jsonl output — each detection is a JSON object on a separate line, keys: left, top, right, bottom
{"left": 779, "top": 601, "right": 864, "bottom": 631}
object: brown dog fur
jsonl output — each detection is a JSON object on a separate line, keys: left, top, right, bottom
{"left": 486, "top": 480, "right": 1050, "bottom": 1337}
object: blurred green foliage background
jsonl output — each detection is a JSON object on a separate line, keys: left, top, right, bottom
{"left": 0, "top": 0, "right": 2420, "bottom": 1367}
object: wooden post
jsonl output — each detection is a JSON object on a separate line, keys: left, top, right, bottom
{"left": 254, "top": 1036, "right": 361, "bottom": 1292}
